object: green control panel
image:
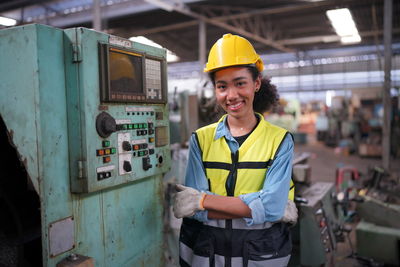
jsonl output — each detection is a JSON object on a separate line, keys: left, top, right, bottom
{"left": 64, "top": 28, "right": 170, "bottom": 193}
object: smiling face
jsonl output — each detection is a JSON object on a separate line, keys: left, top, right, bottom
{"left": 214, "top": 67, "right": 261, "bottom": 120}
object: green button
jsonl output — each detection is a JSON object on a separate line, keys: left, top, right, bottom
{"left": 123, "top": 124, "right": 128, "bottom": 130}
{"left": 128, "top": 124, "right": 133, "bottom": 129}
{"left": 102, "top": 140, "right": 110, "bottom": 147}
{"left": 138, "top": 124, "right": 142, "bottom": 129}
{"left": 111, "top": 148, "right": 116, "bottom": 154}
{"left": 143, "top": 123, "right": 147, "bottom": 128}
{"left": 134, "top": 124, "right": 138, "bottom": 129}
{"left": 139, "top": 151, "right": 144, "bottom": 156}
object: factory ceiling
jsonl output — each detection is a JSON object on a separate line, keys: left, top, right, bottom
{"left": 0, "top": 0, "right": 399, "bottom": 62}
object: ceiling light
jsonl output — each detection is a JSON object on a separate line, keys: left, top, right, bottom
{"left": 129, "top": 36, "right": 179, "bottom": 62}
{"left": 0, "top": 16, "right": 17, "bottom": 26}
{"left": 326, "top": 8, "right": 361, "bottom": 44}
{"left": 341, "top": 35, "right": 361, "bottom": 44}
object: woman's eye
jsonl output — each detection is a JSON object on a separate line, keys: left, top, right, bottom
{"left": 217, "top": 85, "right": 226, "bottom": 90}
{"left": 236, "top": 82, "right": 246, "bottom": 87}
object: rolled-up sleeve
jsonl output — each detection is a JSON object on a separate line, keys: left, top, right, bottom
{"left": 239, "top": 134, "right": 294, "bottom": 225}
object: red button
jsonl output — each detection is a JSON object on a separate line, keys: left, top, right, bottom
{"left": 103, "top": 156, "right": 111, "bottom": 163}
{"left": 97, "top": 149, "right": 105, "bottom": 156}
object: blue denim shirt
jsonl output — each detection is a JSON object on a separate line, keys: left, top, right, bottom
{"left": 185, "top": 116, "right": 294, "bottom": 226}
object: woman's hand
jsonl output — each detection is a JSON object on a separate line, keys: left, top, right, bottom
{"left": 281, "top": 200, "right": 298, "bottom": 225}
{"left": 173, "top": 184, "right": 206, "bottom": 218}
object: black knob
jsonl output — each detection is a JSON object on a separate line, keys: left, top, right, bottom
{"left": 122, "top": 141, "right": 132, "bottom": 151}
{"left": 123, "top": 160, "right": 132, "bottom": 172}
{"left": 96, "top": 112, "right": 116, "bottom": 138}
{"left": 142, "top": 157, "right": 152, "bottom": 171}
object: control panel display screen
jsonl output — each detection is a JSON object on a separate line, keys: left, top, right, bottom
{"left": 99, "top": 43, "right": 166, "bottom": 104}
{"left": 109, "top": 48, "right": 143, "bottom": 95}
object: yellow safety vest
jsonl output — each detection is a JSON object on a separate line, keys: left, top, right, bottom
{"left": 195, "top": 113, "right": 294, "bottom": 200}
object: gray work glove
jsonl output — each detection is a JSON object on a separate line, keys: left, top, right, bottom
{"left": 281, "top": 200, "right": 298, "bottom": 225}
{"left": 173, "top": 184, "right": 206, "bottom": 218}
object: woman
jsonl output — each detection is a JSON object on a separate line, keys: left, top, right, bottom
{"left": 173, "top": 33, "right": 297, "bottom": 267}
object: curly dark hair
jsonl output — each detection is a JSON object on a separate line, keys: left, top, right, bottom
{"left": 208, "top": 66, "right": 279, "bottom": 114}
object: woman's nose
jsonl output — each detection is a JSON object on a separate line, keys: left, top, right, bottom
{"left": 226, "top": 88, "right": 238, "bottom": 100}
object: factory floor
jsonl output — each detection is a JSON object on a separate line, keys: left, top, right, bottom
{"left": 295, "top": 134, "right": 400, "bottom": 267}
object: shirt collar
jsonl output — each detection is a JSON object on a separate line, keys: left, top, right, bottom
{"left": 214, "top": 113, "right": 263, "bottom": 141}
{"left": 214, "top": 115, "right": 233, "bottom": 140}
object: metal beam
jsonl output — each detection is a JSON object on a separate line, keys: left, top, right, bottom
{"left": 146, "top": 2, "right": 292, "bottom": 52}
{"left": 208, "top": 0, "right": 368, "bottom": 22}
{"left": 199, "top": 20, "right": 206, "bottom": 73}
{"left": 2, "top": 0, "right": 203, "bottom": 28}
{"left": 93, "top": 0, "right": 101, "bottom": 31}
{"left": 130, "top": 19, "right": 400, "bottom": 46}
{"left": 382, "top": 0, "right": 392, "bottom": 170}
{"left": 131, "top": 20, "right": 198, "bottom": 35}
{"left": 279, "top": 28, "right": 400, "bottom": 45}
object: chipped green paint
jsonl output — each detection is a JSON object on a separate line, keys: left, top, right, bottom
{"left": 0, "top": 24, "right": 170, "bottom": 266}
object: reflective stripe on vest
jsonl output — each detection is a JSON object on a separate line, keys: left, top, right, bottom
{"left": 195, "top": 113, "right": 294, "bottom": 199}
{"left": 179, "top": 218, "right": 292, "bottom": 267}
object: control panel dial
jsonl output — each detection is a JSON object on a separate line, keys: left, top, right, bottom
{"left": 96, "top": 112, "right": 117, "bottom": 138}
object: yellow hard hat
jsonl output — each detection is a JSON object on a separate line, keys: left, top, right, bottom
{"left": 204, "top": 33, "right": 264, "bottom": 73}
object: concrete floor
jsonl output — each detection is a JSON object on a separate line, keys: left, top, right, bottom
{"left": 295, "top": 135, "right": 400, "bottom": 267}
{"left": 295, "top": 137, "right": 400, "bottom": 185}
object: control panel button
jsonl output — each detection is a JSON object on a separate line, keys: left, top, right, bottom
{"left": 142, "top": 157, "right": 152, "bottom": 171}
{"left": 97, "top": 171, "right": 112, "bottom": 180}
{"left": 149, "top": 137, "right": 154, "bottom": 143}
{"left": 103, "top": 156, "right": 111, "bottom": 163}
{"left": 97, "top": 149, "right": 105, "bottom": 156}
{"left": 102, "top": 140, "right": 110, "bottom": 147}
{"left": 149, "top": 148, "right": 155, "bottom": 155}
{"left": 123, "top": 160, "right": 132, "bottom": 172}
{"left": 111, "top": 148, "right": 116, "bottom": 154}
{"left": 105, "top": 148, "right": 111, "bottom": 155}
{"left": 122, "top": 141, "right": 132, "bottom": 151}
{"left": 140, "top": 143, "right": 148, "bottom": 149}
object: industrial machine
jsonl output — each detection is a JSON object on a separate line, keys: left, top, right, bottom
{"left": 0, "top": 24, "right": 170, "bottom": 266}
{"left": 289, "top": 182, "right": 340, "bottom": 267}
{"left": 355, "top": 167, "right": 400, "bottom": 266}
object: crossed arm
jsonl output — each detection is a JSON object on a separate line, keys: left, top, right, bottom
{"left": 175, "top": 133, "right": 293, "bottom": 223}
{"left": 203, "top": 194, "right": 251, "bottom": 219}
